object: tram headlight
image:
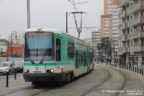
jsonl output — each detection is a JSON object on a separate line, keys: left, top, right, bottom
{"left": 24, "top": 69, "right": 29, "bottom": 73}
{"left": 50, "top": 69, "right": 54, "bottom": 73}
{"left": 47, "top": 69, "right": 54, "bottom": 73}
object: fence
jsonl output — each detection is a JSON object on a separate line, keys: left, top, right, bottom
{"left": 112, "top": 64, "right": 144, "bottom": 76}
{"left": 0, "top": 57, "right": 23, "bottom": 62}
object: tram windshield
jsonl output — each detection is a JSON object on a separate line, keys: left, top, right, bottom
{"left": 25, "top": 32, "right": 54, "bottom": 61}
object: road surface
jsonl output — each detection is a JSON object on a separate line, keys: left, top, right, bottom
{"left": 0, "top": 64, "right": 144, "bottom": 96}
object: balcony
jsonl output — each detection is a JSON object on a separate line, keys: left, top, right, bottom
{"left": 128, "top": 32, "right": 144, "bottom": 39}
{"left": 120, "top": 11, "right": 126, "bottom": 18}
{"left": 130, "top": 46, "right": 144, "bottom": 52}
{"left": 118, "top": 0, "right": 125, "bottom": 7}
{"left": 119, "top": 35, "right": 126, "bottom": 41}
{"left": 122, "top": 23, "right": 125, "bottom": 29}
{"left": 125, "top": 22, "right": 129, "bottom": 28}
{"left": 129, "top": 3, "right": 140, "bottom": 12}
{"left": 118, "top": 47, "right": 128, "bottom": 55}
{"left": 141, "top": 17, "right": 144, "bottom": 23}
{"left": 119, "top": 0, "right": 129, "bottom": 7}
{"left": 130, "top": 18, "right": 141, "bottom": 26}
{"left": 140, "top": 2, "right": 144, "bottom": 8}
{"left": 133, "top": 32, "right": 144, "bottom": 39}
{"left": 129, "top": 2, "right": 144, "bottom": 13}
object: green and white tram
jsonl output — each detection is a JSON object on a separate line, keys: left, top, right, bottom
{"left": 23, "top": 28, "right": 94, "bottom": 83}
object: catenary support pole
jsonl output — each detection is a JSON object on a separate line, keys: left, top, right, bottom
{"left": 27, "top": 0, "right": 31, "bottom": 29}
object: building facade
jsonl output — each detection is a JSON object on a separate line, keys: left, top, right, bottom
{"left": 101, "top": 0, "right": 120, "bottom": 62}
{"left": 8, "top": 32, "right": 25, "bottom": 45}
{"left": 92, "top": 30, "right": 101, "bottom": 61}
{"left": 0, "top": 39, "right": 8, "bottom": 56}
{"left": 118, "top": 0, "right": 144, "bottom": 66}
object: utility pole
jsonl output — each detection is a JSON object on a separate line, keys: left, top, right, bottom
{"left": 66, "top": 12, "right": 68, "bottom": 33}
{"left": 11, "top": 33, "right": 12, "bottom": 57}
{"left": 27, "top": 0, "right": 31, "bottom": 29}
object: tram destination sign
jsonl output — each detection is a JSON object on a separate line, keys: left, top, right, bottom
{"left": 27, "top": 32, "right": 52, "bottom": 37}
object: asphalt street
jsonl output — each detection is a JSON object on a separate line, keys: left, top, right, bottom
{"left": 0, "top": 64, "right": 143, "bottom": 96}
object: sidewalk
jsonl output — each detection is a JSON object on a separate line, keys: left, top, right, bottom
{"left": 95, "top": 62, "right": 144, "bottom": 83}
{"left": 0, "top": 76, "right": 31, "bottom": 96}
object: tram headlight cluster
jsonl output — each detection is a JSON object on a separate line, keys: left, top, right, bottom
{"left": 24, "top": 69, "right": 29, "bottom": 73}
{"left": 47, "top": 69, "right": 54, "bottom": 73}
{"left": 50, "top": 69, "right": 54, "bottom": 73}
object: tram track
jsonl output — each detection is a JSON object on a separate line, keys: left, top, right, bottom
{"left": 1, "top": 84, "right": 60, "bottom": 96}
{"left": 81, "top": 66, "right": 111, "bottom": 96}
{"left": 26, "top": 66, "right": 112, "bottom": 96}
{"left": 1, "top": 66, "right": 111, "bottom": 96}
{"left": 28, "top": 89, "right": 51, "bottom": 96}
{"left": 113, "top": 68, "right": 127, "bottom": 96}
{"left": 0, "top": 86, "right": 33, "bottom": 96}
{"left": 81, "top": 65, "right": 128, "bottom": 96}
{"left": 102, "top": 66, "right": 128, "bottom": 96}
{"left": 0, "top": 84, "right": 54, "bottom": 96}
{"left": 0, "top": 65, "right": 135, "bottom": 96}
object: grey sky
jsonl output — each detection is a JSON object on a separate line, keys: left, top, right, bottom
{"left": 0, "top": 0, "right": 104, "bottom": 39}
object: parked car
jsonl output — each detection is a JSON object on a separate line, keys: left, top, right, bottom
{"left": 0, "top": 62, "right": 15, "bottom": 74}
{"left": 14, "top": 61, "right": 24, "bottom": 73}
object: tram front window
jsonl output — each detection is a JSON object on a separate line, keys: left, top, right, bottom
{"left": 25, "top": 32, "right": 54, "bottom": 61}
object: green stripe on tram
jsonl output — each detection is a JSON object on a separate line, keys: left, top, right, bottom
{"left": 24, "top": 61, "right": 73, "bottom": 66}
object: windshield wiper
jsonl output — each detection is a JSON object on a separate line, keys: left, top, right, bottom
{"left": 28, "top": 57, "right": 35, "bottom": 64}
{"left": 39, "top": 50, "right": 47, "bottom": 64}
{"left": 31, "top": 60, "right": 35, "bottom": 64}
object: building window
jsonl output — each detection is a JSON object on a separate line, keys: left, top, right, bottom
{"left": 134, "top": 54, "right": 138, "bottom": 65}
{"left": 79, "top": 51, "right": 85, "bottom": 65}
{"left": 141, "top": 24, "right": 144, "bottom": 31}
{"left": 142, "top": 53, "right": 144, "bottom": 66}
{"left": 67, "top": 42, "right": 74, "bottom": 58}
{"left": 141, "top": 38, "right": 144, "bottom": 46}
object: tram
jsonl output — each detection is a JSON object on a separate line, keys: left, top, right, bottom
{"left": 23, "top": 28, "right": 94, "bottom": 84}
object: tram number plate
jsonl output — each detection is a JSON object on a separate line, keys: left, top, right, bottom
{"left": 33, "top": 71, "right": 41, "bottom": 73}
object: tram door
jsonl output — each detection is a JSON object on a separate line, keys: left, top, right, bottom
{"left": 56, "top": 38, "right": 61, "bottom": 61}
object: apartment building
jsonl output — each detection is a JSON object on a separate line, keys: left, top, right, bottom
{"left": 101, "top": 14, "right": 113, "bottom": 39}
{"left": 92, "top": 30, "right": 101, "bottom": 61}
{"left": 101, "top": 0, "right": 120, "bottom": 54}
{"left": 118, "top": 0, "right": 144, "bottom": 66}
{"left": 101, "top": 0, "right": 120, "bottom": 62}
{"left": 8, "top": 32, "right": 25, "bottom": 44}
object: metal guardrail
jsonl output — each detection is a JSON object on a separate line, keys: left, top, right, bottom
{"left": 113, "top": 65, "right": 144, "bottom": 76}
{"left": 0, "top": 57, "right": 23, "bottom": 62}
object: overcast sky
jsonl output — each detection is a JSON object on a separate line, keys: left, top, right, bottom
{"left": 0, "top": 0, "right": 104, "bottom": 39}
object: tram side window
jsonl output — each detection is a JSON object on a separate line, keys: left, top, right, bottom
{"left": 68, "top": 42, "right": 74, "bottom": 58}
{"left": 84, "top": 52, "right": 87, "bottom": 66}
{"left": 56, "top": 39, "right": 61, "bottom": 61}
{"left": 76, "top": 51, "right": 79, "bottom": 68}
{"left": 88, "top": 52, "right": 91, "bottom": 65}
{"left": 79, "top": 51, "right": 84, "bottom": 65}
{"left": 90, "top": 52, "right": 93, "bottom": 64}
